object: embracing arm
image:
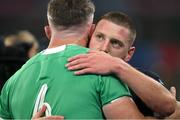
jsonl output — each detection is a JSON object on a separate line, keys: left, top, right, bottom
{"left": 167, "top": 87, "right": 180, "bottom": 119}
{"left": 102, "top": 96, "right": 156, "bottom": 119}
{"left": 168, "top": 101, "right": 180, "bottom": 119}
{"left": 66, "top": 50, "right": 176, "bottom": 116}
{"left": 112, "top": 57, "right": 175, "bottom": 116}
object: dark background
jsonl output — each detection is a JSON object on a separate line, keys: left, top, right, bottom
{"left": 0, "top": 0, "right": 179, "bottom": 99}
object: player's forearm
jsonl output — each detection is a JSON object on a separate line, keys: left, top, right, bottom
{"left": 167, "top": 101, "right": 180, "bottom": 119}
{"left": 103, "top": 97, "right": 145, "bottom": 119}
{"left": 111, "top": 58, "right": 176, "bottom": 116}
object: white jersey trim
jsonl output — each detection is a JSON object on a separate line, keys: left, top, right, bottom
{"left": 42, "top": 45, "right": 66, "bottom": 55}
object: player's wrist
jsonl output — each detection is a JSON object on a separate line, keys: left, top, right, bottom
{"left": 111, "top": 57, "right": 124, "bottom": 75}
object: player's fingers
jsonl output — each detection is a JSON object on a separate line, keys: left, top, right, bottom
{"left": 74, "top": 68, "right": 94, "bottom": 75}
{"left": 32, "top": 105, "right": 47, "bottom": 119}
{"left": 68, "top": 63, "right": 89, "bottom": 70}
{"left": 66, "top": 58, "right": 87, "bottom": 67}
{"left": 67, "top": 54, "right": 88, "bottom": 62}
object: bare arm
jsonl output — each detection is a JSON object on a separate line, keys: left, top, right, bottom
{"left": 66, "top": 50, "right": 176, "bottom": 116}
{"left": 169, "top": 101, "right": 180, "bottom": 119}
{"left": 167, "top": 87, "right": 180, "bottom": 119}
{"left": 112, "top": 58, "right": 175, "bottom": 116}
{"left": 103, "top": 96, "right": 154, "bottom": 119}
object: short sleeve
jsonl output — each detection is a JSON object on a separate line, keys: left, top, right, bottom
{"left": 0, "top": 76, "right": 15, "bottom": 119}
{"left": 99, "top": 75, "right": 131, "bottom": 106}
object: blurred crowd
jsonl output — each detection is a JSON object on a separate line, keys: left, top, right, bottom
{"left": 0, "top": 30, "right": 39, "bottom": 90}
{"left": 130, "top": 41, "right": 180, "bottom": 99}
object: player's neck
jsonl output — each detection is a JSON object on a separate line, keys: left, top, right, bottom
{"left": 48, "top": 33, "right": 88, "bottom": 49}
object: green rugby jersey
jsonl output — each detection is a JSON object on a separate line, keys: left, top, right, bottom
{"left": 0, "top": 44, "right": 131, "bottom": 119}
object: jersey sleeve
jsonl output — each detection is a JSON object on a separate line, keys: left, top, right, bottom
{"left": 0, "top": 75, "right": 16, "bottom": 119}
{"left": 99, "top": 75, "right": 131, "bottom": 106}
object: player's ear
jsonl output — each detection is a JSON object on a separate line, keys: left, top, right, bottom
{"left": 44, "top": 25, "right": 51, "bottom": 40}
{"left": 89, "top": 24, "right": 96, "bottom": 38}
{"left": 125, "top": 46, "right": 135, "bottom": 62}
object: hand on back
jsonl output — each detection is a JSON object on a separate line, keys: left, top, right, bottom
{"left": 66, "top": 50, "right": 120, "bottom": 75}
